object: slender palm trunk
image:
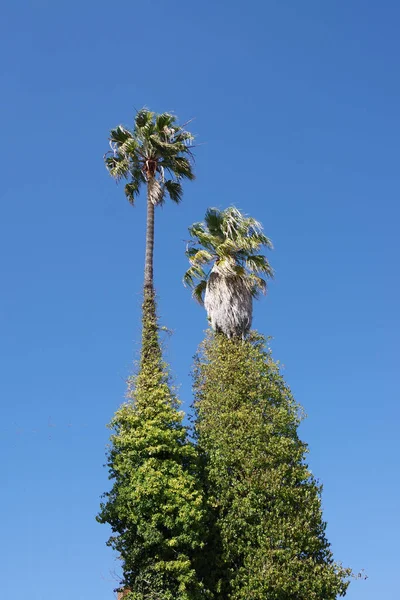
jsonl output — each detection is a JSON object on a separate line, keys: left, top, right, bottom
{"left": 144, "top": 178, "right": 155, "bottom": 294}
{"left": 141, "top": 177, "right": 160, "bottom": 372}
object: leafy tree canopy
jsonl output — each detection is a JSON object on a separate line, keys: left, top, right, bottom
{"left": 192, "top": 332, "right": 353, "bottom": 599}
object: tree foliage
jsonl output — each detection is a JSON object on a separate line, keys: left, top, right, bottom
{"left": 97, "top": 293, "right": 210, "bottom": 600}
{"left": 192, "top": 332, "right": 352, "bottom": 599}
{"left": 184, "top": 207, "right": 273, "bottom": 304}
{"left": 105, "top": 108, "right": 195, "bottom": 206}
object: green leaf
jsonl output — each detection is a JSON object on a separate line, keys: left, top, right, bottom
{"left": 135, "top": 108, "right": 154, "bottom": 129}
{"left": 109, "top": 125, "right": 133, "bottom": 145}
{"left": 183, "top": 264, "right": 207, "bottom": 288}
{"left": 124, "top": 182, "right": 140, "bottom": 205}
{"left": 246, "top": 255, "right": 274, "bottom": 277}
{"left": 155, "top": 112, "right": 176, "bottom": 132}
{"left": 105, "top": 155, "right": 130, "bottom": 180}
{"left": 164, "top": 179, "right": 183, "bottom": 203}
{"left": 193, "top": 279, "right": 207, "bottom": 304}
{"left": 189, "top": 248, "right": 214, "bottom": 266}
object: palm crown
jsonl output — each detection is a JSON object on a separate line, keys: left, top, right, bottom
{"left": 184, "top": 207, "right": 274, "bottom": 304}
{"left": 104, "top": 108, "right": 195, "bottom": 205}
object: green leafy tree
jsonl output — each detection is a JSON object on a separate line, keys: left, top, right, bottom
{"left": 105, "top": 108, "right": 195, "bottom": 292}
{"left": 184, "top": 207, "right": 273, "bottom": 338}
{"left": 98, "top": 297, "right": 210, "bottom": 600}
{"left": 192, "top": 332, "right": 353, "bottom": 599}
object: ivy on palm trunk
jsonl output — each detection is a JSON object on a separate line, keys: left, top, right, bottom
{"left": 97, "top": 292, "right": 210, "bottom": 600}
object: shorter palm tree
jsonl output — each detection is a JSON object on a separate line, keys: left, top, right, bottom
{"left": 184, "top": 207, "right": 274, "bottom": 338}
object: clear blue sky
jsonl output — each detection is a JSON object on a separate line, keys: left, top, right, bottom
{"left": 1, "top": 1, "right": 399, "bottom": 598}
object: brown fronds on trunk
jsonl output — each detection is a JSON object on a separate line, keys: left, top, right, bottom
{"left": 204, "top": 267, "right": 253, "bottom": 338}
{"left": 147, "top": 176, "right": 163, "bottom": 205}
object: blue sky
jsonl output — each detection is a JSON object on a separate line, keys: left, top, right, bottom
{"left": 1, "top": 1, "right": 399, "bottom": 598}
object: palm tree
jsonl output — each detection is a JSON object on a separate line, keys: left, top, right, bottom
{"left": 184, "top": 207, "right": 274, "bottom": 338}
{"left": 105, "top": 108, "right": 195, "bottom": 294}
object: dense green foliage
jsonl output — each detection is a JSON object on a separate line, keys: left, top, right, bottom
{"left": 193, "top": 332, "right": 352, "bottom": 599}
{"left": 100, "top": 114, "right": 354, "bottom": 597}
{"left": 97, "top": 293, "right": 209, "bottom": 600}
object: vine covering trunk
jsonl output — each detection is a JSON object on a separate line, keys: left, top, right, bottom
{"left": 97, "top": 293, "right": 210, "bottom": 599}
{"left": 144, "top": 179, "right": 156, "bottom": 292}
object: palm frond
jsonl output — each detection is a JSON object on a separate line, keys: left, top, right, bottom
{"left": 188, "top": 222, "right": 204, "bottom": 237}
{"left": 243, "top": 215, "right": 263, "bottom": 233}
{"left": 193, "top": 279, "right": 207, "bottom": 305}
{"left": 124, "top": 182, "right": 140, "bottom": 205}
{"left": 136, "top": 123, "right": 156, "bottom": 147}
{"left": 132, "top": 165, "right": 146, "bottom": 183}
{"left": 105, "top": 155, "right": 130, "bottom": 180}
{"left": 109, "top": 125, "right": 133, "bottom": 146}
{"left": 149, "top": 135, "right": 179, "bottom": 152}
{"left": 188, "top": 226, "right": 219, "bottom": 253}
{"left": 155, "top": 112, "right": 176, "bottom": 132}
{"left": 183, "top": 265, "right": 207, "bottom": 288}
{"left": 245, "top": 255, "right": 274, "bottom": 278}
{"left": 247, "top": 274, "right": 268, "bottom": 297}
{"left": 118, "top": 137, "right": 139, "bottom": 158}
{"left": 216, "top": 238, "right": 239, "bottom": 259}
{"left": 163, "top": 156, "right": 195, "bottom": 181}
{"left": 174, "top": 130, "right": 195, "bottom": 145}
{"left": 185, "top": 245, "right": 200, "bottom": 259}
{"left": 204, "top": 208, "right": 224, "bottom": 237}
{"left": 135, "top": 108, "right": 154, "bottom": 129}
{"left": 188, "top": 248, "right": 214, "bottom": 266}
{"left": 164, "top": 180, "right": 183, "bottom": 204}
{"left": 241, "top": 231, "right": 273, "bottom": 251}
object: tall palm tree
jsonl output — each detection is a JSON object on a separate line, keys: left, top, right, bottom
{"left": 184, "top": 207, "right": 274, "bottom": 338}
{"left": 105, "top": 108, "right": 195, "bottom": 294}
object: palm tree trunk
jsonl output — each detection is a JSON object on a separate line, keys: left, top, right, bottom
{"left": 144, "top": 179, "right": 155, "bottom": 293}
{"left": 141, "top": 177, "right": 162, "bottom": 375}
